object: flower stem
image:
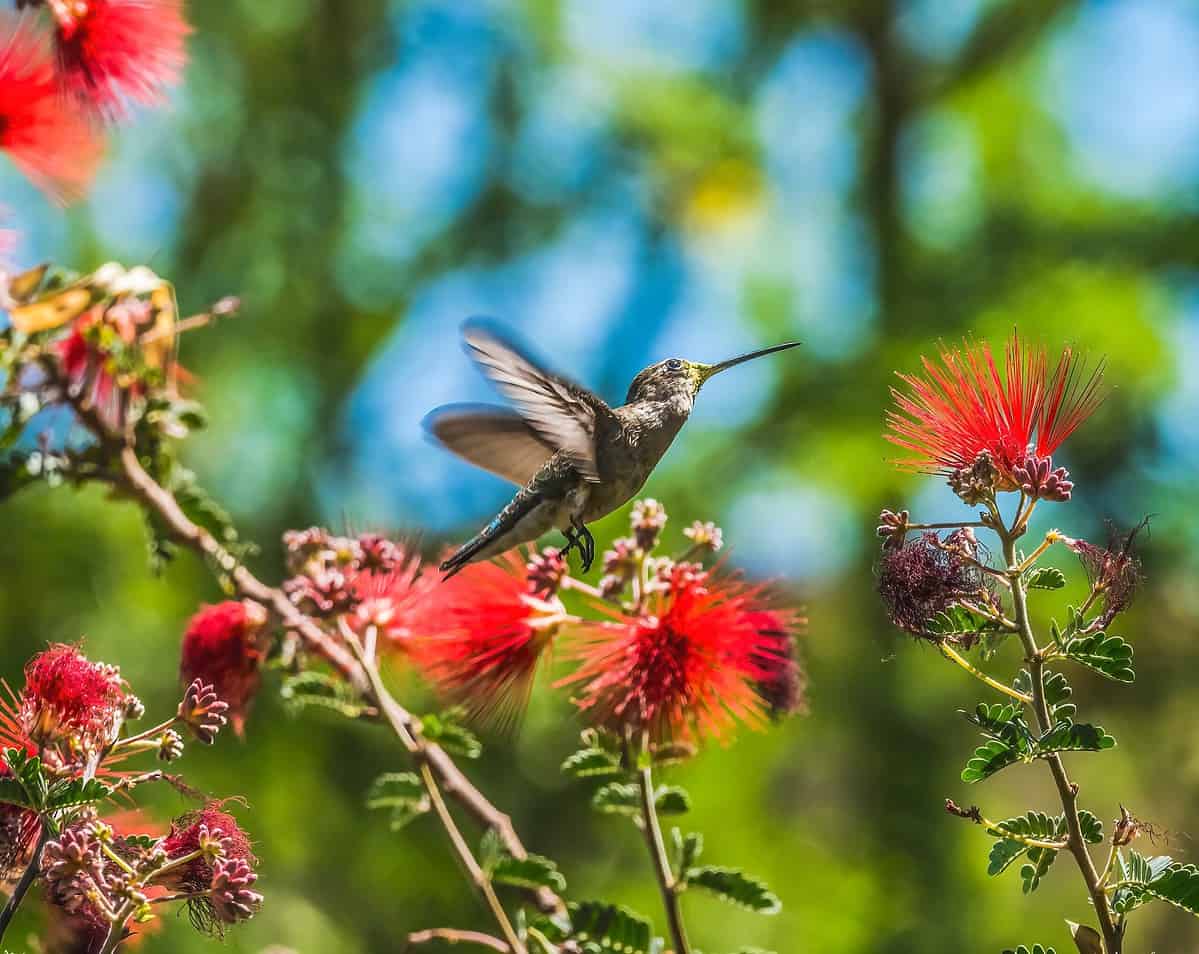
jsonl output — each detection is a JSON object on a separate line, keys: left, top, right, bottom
{"left": 1002, "top": 530, "right": 1122, "bottom": 954}
{"left": 343, "top": 626, "right": 526, "bottom": 954}
{"left": 405, "top": 928, "right": 510, "bottom": 951}
{"left": 937, "top": 643, "right": 1031, "bottom": 703}
{"left": 636, "top": 760, "right": 691, "bottom": 954}
{"left": 0, "top": 822, "right": 49, "bottom": 942}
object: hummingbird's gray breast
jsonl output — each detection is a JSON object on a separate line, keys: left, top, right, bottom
{"left": 582, "top": 401, "right": 689, "bottom": 522}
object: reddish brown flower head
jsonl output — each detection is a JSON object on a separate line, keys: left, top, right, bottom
{"left": 20, "top": 644, "right": 127, "bottom": 753}
{"left": 0, "top": 18, "right": 101, "bottom": 202}
{"left": 159, "top": 804, "right": 254, "bottom": 890}
{"left": 0, "top": 797, "right": 39, "bottom": 883}
{"left": 415, "top": 551, "right": 569, "bottom": 727}
{"left": 558, "top": 570, "right": 797, "bottom": 743}
{"left": 1065, "top": 519, "right": 1148, "bottom": 629}
{"left": 51, "top": 0, "right": 191, "bottom": 121}
{"left": 877, "top": 530, "right": 989, "bottom": 639}
{"left": 180, "top": 601, "right": 268, "bottom": 736}
{"left": 886, "top": 332, "right": 1105, "bottom": 491}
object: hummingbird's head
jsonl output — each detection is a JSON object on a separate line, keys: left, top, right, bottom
{"left": 625, "top": 342, "right": 802, "bottom": 405}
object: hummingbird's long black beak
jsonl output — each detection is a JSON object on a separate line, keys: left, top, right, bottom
{"left": 697, "top": 340, "right": 802, "bottom": 384}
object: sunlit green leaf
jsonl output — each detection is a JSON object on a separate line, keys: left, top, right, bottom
{"left": 1063, "top": 632, "right": 1135, "bottom": 683}
{"left": 684, "top": 866, "right": 781, "bottom": 914}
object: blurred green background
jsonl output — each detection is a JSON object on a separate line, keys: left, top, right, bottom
{"left": 4, "top": 0, "right": 1199, "bottom": 951}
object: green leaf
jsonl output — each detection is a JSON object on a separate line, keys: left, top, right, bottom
{"left": 684, "top": 866, "right": 781, "bottom": 914}
{"left": 592, "top": 782, "right": 641, "bottom": 816}
{"left": 1020, "top": 845, "right": 1060, "bottom": 894}
{"left": 280, "top": 672, "right": 371, "bottom": 719}
{"left": 4, "top": 747, "right": 47, "bottom": 809}
{"left": 1026, "top": 567, "right": 1066, "bottom": 590}
{"left": 45, "top": 777, "right": 112, "bottom": 811}
{"left": 654, "top": 786, "right": 691, "bottom": 816}
{"left": 562, "top": 747, "right": 623, "bottom": 778}
{"left": 420, "top": 711, "right": 482, "bottom": 759}
{"left": 986, "top": 812, "right": 1064, "bottom": 876}
{"left": 1001, "top": 946, "right": 1056, "bottom": 954}
{"left": 926, "top": 605, "right": 996, "bottom": 638}
{"left": 1111, "top": 852, "right": 1197, "bottom": 916}
{"left": 365, "top": 772, "right": 428, "bottom": 830}
{"left": 962, "top": 737, "right": 1025, "bottom": 782}
{"left": 1077, "top": 810, "right": 1104, "bottom": 844}
{"left": 1035, "top": 721, "right": 1116, "bottom": 757}
{"left": 1062, "top": 633, "right": 1135, "bottom": 683}
{"left": 537, "top": 901, "right": 657, "bottom": 954}
{"left": 1012, "top": 669, "right": 1076, "bottom": 720}
{"left": 491, "top": 854, "right": 567, "bottom": 893}
{"left": 671, "top": 829, "right": 703, "bottom": 872}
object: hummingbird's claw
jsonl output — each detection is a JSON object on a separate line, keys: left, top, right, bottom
{"left": 562, "top": 520, "right": 596, "bottom": 574}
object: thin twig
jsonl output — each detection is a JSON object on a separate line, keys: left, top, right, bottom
{"left": 938, "top": 643, "right": 1031, "bottom": 703}
{"left": 405, "top": 928, "right": 510, "bottom": 951}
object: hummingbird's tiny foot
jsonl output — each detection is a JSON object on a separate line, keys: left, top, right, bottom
{"left": 570, "top": 518, "right": 596, "bottom": 573}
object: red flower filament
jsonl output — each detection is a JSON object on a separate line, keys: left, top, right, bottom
{"left": 886, "top": 332, "right": 1105, "bottom": 486}
{"left": 19, "top": 644, "right": 126, "bottom": 753}
{"left": 180, "top": 601, "right": 267, "bottom": 737}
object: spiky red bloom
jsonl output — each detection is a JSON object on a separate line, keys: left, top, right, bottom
{"left": 0, "top": 18, "right": 101, "bottom": 202}
{"left": 50, "top": 0, "right": 191, "bottom": 120}
{"left": 558, "top": 570, "right": 799, "bottom": 743}
{"left": 19, "top": 644, "right": 126, "bottom": 752}
{"left": 886, "top": 332, "right": 1105, "bottom": 487}
{"left": 345, "top": 545, "right": 436, "bottom": 649}
{"left": 180, "top": 601, "right": 267, "bottom": 737}
{"left": 744, "top": 608, "right": 808, "bottom": 720}
{"left": 414, "top": 551, "right": 569, "bottom": 727}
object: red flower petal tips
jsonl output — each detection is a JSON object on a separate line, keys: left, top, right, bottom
{"left": 885, "top": 331, "right": 1105, "bottom": 491}
{"left": 180, "top": 601, "right": 268, "bottom": 737}
{"left": 0, "top": 18, "right": 101, "bottom": 201}
{"left": 49, "top": 0, "right": 191, "bottom": 120}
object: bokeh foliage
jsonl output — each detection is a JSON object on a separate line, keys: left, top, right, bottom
{"left": 3, "top": 0, "right": 1199, "bottom": 951}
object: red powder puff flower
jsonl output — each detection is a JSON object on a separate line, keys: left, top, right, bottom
{"left": 886, "top": 332, "right": 1105, "bottom": 493}
{"left": 19, "top": 644, "right": 127, "bottom": 754}
{"left": 743, "top": 608, "right": 808, "bottom": 720}
{"left": 558, "top": 569, "right": 801, "bottom": 743}
{"left": 1064, "top": 518, "right": 1148, "bottom": 629}
{"left": 344, "top": 543, "right": 436, "bottom": 649}
{"left": 414, "top": 550, "right": 571, "bottom": 727}
{"left": 49, "top": 0, "right": 191, "bottom": 121}
{"left": 180, "top": 601, "right": 268, "bottom": 737}
{"left": 0, "top": 18, "right": 101, "bottom": 202}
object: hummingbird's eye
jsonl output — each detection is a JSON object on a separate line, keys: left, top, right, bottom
{"left": 665, "top": 358, "right": 684, "bottom": 372}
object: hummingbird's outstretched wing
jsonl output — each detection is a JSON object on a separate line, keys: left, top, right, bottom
{"left": 422, "top": 403, "right": 555, "bottom": 487}
{"left": 461, "top": 319, "right": 615, "bottom": 483}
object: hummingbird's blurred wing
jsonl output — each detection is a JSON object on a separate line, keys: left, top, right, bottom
{"left": 423, "top": 404, "right": 555, "bottom": 487}
{"left": 461, "top": 319, "right": 614, "bottom": 483}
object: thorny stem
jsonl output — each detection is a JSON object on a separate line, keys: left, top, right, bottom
{"left": 97, "top": 433, "right": 562, "bottom": 917}
{"left": 938, "top": 643, "right": 1031, "bottom": 703}
{"left": 0, "top": 822, "right": 49, "bottom": 942}
{"left": 637, "top": 751, "right": 691, "bottom": 954}
{"left": 343, "top": 624, "right": 526, "bottom": 954}
{"left": 1002, "top": 529, "right": 1122, "bottom": 954}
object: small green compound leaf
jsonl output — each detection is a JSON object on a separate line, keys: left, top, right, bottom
{"left": 365, "top": 772, "right": 429, "bottom": 830}
{"left": 1035, "top": 721, "right": 1116, "bottom": 757}
{"left": 491, "top": 853, "right": 567, "bottom": 893}
{"left": 926, "top": 605, "right": 996, "bottom": 638}
{"left": 654, "top": 785, "right": 691, "bottom": 816}
{"left": 962, "top": 737, "right": 1024, "bottom": 782}
{"left": 4, "top": 747, "right": 47, "bottom": 809}
{"left": 672, "top": 829, "right": 703, "bottom": 872}
{"left": 591, "top": 782, "right": 641, "bottom": 816}
{"left": 1112, "top": 854, "right": 1199, "bottom": 917}
{"left": 1077, "top": 810, "right": 1104, "bottom": 845}
{"left": 986, "top": 812, "right": 1063, "bottom": 876}
{"left": 564, "top": 901, "right": 657, "bottom": 954}
{"left": 561, "top": 747, "right": 623, "bottom": 778}
{"left": 1062, "top": 633, "right": 1135, "bottom": 684}
{"left": 684, "top": 866, "right": 781, "bottom": 914}
{"left": 1026, "top": 567, "right": 1066, "bottom": 590}
{"left": 1001, "top": 946, "right": 1057, "bottom": 954}
{"left": 280, "top": 672, "right": 371, "bottom": 719}
{"left": 45, "top": 777, "right": 112, "bottom": 811}
{"left": 966, "top": 702, "right": 1023, "bottom": 738}
{"left": 1021, "top": 845, "right": 1060, "bottom": 893}
{"left": 419, "top": 711, "right": 482, "bottom": 759}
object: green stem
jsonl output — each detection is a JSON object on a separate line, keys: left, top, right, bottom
{"left": 636, "top": 760, "right": 691, "bottom": 954}
{"left": 1002, "top": 530, "right": 1122, "bottom": 954}
{"left": 0, "top": 822, "right": 49, "bottom": 942}
{"left": 938, "top": 643, "right": 1031, "bottom": 703}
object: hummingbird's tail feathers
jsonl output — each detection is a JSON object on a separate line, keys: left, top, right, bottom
{"left": 439, "top": 489, "right": 543, "bottom": 578}
{"left": 423, "top": 403, "right": 555, "bottom": 488}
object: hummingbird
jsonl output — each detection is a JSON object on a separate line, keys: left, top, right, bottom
{"left": 425, "top": 320, "right": 801, "bottom": 577}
